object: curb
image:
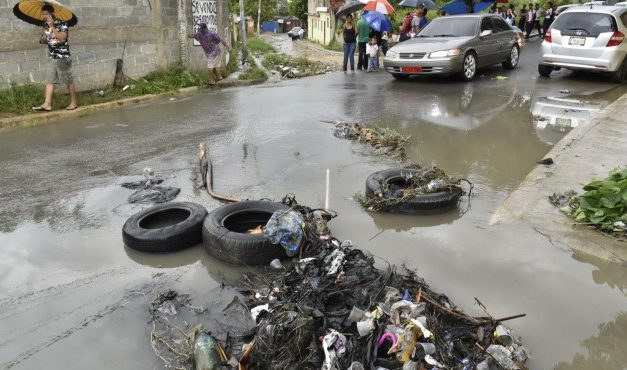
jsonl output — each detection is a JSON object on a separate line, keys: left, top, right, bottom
{"left": 0, "top": 78, "right": 266, "bottom": 132}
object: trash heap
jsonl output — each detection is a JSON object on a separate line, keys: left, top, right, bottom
{"left": 356, "top": 165, "right": 467, "bottom": 212}
{"left": 329, "top": 121, "right": 410, "bottom": 162}
{"left": 262, "top": 53, "right": 330, "bottom": 79}
{"left": 148, "top": 197, "right": 527, "bottom": 370}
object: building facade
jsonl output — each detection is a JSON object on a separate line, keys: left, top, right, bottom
{"left": 307, "top": 0, "right": 336, "bottom": 46}
{"left": 0, "top": 0, "right": 230, "bottom": 91}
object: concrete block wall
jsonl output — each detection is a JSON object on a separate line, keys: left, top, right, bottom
{"left": 0, "top": 0, "right": 229, "bottom": 92}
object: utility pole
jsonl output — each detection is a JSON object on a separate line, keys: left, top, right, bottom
{"left": 257, "top": 0, "right": 262, "bottom": 34}
{"left": 240, "top": 0, "right": 248, "bottom": 63}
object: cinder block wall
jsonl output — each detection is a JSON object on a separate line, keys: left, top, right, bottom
{"left": 0, "top": 0, "right": 230, "bottom": 91}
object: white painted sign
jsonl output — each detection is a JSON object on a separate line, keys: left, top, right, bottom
{"left": 192, "top": 0, "right": 218, "bottom": 45}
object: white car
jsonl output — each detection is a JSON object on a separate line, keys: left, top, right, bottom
{"left": 538, "top": 6, "right": 627, "bottom": 82}
{"left": 287, "top": 27, "right": 305, "bottom": 40}
{"left": 615, "top": 1, "right": 627, "bottom": 6}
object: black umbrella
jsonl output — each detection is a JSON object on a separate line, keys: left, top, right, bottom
{"left": 13, "top": 0, "right": 78, "bottom": 27}
{"left": 336, "top": 0, "right": 366, "bottom": 17}
{"left": 398, "top": 0, "right": 439, "bottom": 10}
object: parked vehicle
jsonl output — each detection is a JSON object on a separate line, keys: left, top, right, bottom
{"left": 287, "top": 27, "right": 305, "bottom": 40}
{"left": 383, "top": 15, "right": 521, "bottom": 81}
{"left": 538, "top": 6, "right": 627, "bottom": 82}
{"left": 616, "top": 1, "right": 627, "bottom": 6}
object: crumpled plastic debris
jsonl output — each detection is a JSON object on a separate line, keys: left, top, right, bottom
{"left": 390, "top": 300, "right": 425, "bottom": 327}
{"left": 322, "top": 330, "right": 347, "bottom": 370}
{"left": 121, "top": 175, "right": 180, "bottom": 204}
{"left": 486, "top": 345, "right": 520, "bottom": 370}
{"left": 250, "top": 304, "right": 269, "bottom": 321}
{"left": 323, "top": 249, "right": 346, "bottom": 275}
{"left": 263, "top": 210, "right": 305, "bottom": 257}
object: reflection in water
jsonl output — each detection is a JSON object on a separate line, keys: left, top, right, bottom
{"left": 124, "top": 245, "right": 202, "bottom": 268}
{"left": 201, "top": 252, "right": 262, "bottom": 286}
{"left": 368, "top": 205, "right": 465, "bottom": 233}
{"left": 572, "top": 250, "right": 627, "bottom": 295}
{"left": 554, "top": 312, "right": 627, "bottom": 370}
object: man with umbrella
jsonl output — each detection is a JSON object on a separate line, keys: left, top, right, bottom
{"left": 31, "top": 3, "right": 77, "bottom": 111}
{"left": 356, "top": 13, "right": 371, "bottom": 71}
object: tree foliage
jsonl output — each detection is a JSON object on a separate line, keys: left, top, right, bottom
{"left": 228, "top": 0, "right": 278, "bottom": 22}
{"left": 288, "top": 0, "right": 308, "bottom": 20}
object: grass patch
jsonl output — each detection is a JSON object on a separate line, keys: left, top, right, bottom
{"left": 0, "top": 61, "right": 221, "bottom": 117}
{"left": 325, "top": 38, "right": 343, "bottom": 52}
{"left": 239, "top": 66, "right": 268, "bottom": 81}
{"left": 247, "top": 37, "right": 275, "bottom": 54}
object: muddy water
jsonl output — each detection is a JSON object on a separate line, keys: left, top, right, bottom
{"left": 1, "top": 44, "right": 626, "bottom": 369}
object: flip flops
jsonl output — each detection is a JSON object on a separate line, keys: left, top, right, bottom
{"left": 32, "top": 106, "right": 51, "bottom": 112}
{"left": 65, "top": 105, "right": 78, "bottom": 110}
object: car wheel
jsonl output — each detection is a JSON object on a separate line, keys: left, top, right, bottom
{"left": 610, "top": 58, "right": 627, "bottom": 83}
{"left": 502, "top": 45, "right": 520, "bottom": 70}
{"left": 538, "top": 64, "right": 552, "bottom": 77}
{"left": 459, "top": 52, "right": 477, "bottom": 81}
{"left": 392, "top": 73, "right": 409, "bottom": 80}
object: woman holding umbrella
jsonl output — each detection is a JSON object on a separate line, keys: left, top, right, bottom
{"left": 15, "top": 1, "right": 79, "bottom": 112}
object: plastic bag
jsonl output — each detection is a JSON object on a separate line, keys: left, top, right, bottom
{"left": 263, "top": 210, "right": 305, "bottom": 257}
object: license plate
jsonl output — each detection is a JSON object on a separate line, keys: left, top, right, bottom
{"left": 401, "top": 66, "right": 422, "bottom": 73}
{"left": 569, "top": 37, "right": 586, "bottom": 46}
{"left": 556, "top": 117, "right": 572, "bottom": 127}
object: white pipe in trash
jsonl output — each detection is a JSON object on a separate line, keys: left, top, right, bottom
{"left": 325, "top": 168, "right": 330, "bottom": 210}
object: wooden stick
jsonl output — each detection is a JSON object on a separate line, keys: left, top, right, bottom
{"left": 420, "top": 292, "right": 481, "bottom": 325}
{"left": 203, "top": 144, "right": 239, "bottom": 203}
{"left": 493, "top": 313, "right": 527, "bottom": 323}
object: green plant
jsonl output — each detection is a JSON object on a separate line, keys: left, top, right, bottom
{"left": 325, "top": 37, "right": 344, "bottom": 52}
{"left": 247, "top": 37, "right": 275, "bottom": 54}
{"left": 239, "top": 66, "right": 268, "bottom": 81}
{"left": 561, "top": 168, "right": 627, "bottom": 235}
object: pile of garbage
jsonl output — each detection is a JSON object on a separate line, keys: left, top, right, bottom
{"left": 262, "top": 53, "right": 329, "bottom": 79}
{"left": 120, "top": 167, "right": 180, "bottom": 204}
{"left": 149, "top": 197, "right": 527, "bottom": 370}
{"left": 550, "top": 167, "right": 627, "bottom": 240}
{"left": 328, "top": 121, "right": 410, "bottom": 162}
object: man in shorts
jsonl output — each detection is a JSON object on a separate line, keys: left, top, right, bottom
{"left": 188, "top": 23, "right": 232, "bottom": 85}
{"left": 32, "top": 3, "right": 77, "bottom": 112}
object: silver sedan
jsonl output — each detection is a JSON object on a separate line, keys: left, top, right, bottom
{"left": 383, "top": 14, "right": 522, "bottom": 81}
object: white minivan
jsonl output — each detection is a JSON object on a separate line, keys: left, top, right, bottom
{"left": 538, "top": 6, "right": 627, "bottom": 82}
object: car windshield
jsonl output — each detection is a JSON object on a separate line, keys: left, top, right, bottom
{"left": 292, "top": 27, "right": 301, "bottom": 32}
{"left": 418, "top": 18, "right": 478, "bottom": 37}
{"left": 551, "top": 12, "right": 616, "bottom": 37}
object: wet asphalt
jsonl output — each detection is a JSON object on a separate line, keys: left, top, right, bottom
{"left": 0, "top": 40, "right": 625, "bottom": 369}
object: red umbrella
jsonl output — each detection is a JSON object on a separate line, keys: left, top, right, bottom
{"left": 362, "top": 0, "right": 395, "bottom": 14}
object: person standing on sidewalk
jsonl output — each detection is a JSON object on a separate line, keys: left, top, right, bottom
{"left": 519, "top": 4, "right": 527, "bottom": 31}
{"left": 366, "top": 37, "right": 379, "bottom": 72}
{"left": 543, "top": 2, "right": 555, "bottom": 38}
{"left": 357, "top": 14, "right": 370, "bottom": 71}
{"left": 525, "top": 5, "right": 534, "bottom": 39}
{"left": 32, "top": 4, "right": 77, "bottom": 112}
{"left": 532, "top": 4, "right": 544, "bottom": 38}
{"left": 342, "top": 15, "right": 357, "bottom": 73}
{"left": 188, "top": 23, "right": 232, "bottom": 85}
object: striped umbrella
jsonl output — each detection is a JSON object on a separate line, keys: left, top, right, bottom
{"left": 362, "top": 0, "right": 395, "bottom": 14}
{"left": 13, "top": 0, "right": 78, "bottom": 27}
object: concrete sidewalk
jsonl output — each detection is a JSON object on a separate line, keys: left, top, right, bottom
{"left": 492, "top": 93, "right": 627, "bottom": 265}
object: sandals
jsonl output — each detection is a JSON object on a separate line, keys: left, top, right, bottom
{"left": 65, "top": 105, "right": 78, "bottom": 110}
{"left": 32, "top": 106, "right": 51, "bottom": 112}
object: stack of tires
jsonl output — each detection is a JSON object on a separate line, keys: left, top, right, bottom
{"left": 122, "top": 201, "right": 289, "bottom": 266}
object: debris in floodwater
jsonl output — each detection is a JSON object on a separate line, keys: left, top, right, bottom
{"left": 536, "top": 157, "right": 554, "bottom": 165}
{"left": 325, "top": 120, "right": 410, "bottom": 162}
{"left": 121, "top": 172, "right": 180, "bottom": 204}
{"left": 148, "top": 197, "right": 527, "bottom": 370}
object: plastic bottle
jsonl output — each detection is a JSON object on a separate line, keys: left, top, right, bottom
{"left": 194, "top": 334, "right": 221, "bottom": 370}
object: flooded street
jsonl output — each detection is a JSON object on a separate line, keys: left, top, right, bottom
{"left": 1, "top": 42, "right": 626, "bottom": 369}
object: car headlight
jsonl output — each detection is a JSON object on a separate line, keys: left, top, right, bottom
{"left": 386, "top": 50, "right": 399, "bottom": 59}
{"left": 429, "top": 49, "right": 461, "bottom": 58}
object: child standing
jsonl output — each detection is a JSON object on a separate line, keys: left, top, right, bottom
{"left": 366, "top": 37, "right": 379, "bottom": 72}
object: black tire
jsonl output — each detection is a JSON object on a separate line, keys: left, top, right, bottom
{"left": 365, "top": 168, "right": 463, "bottom": 213}
{"left": 459, "top": 52, "right": 477, "bottom": 81}
{"left": 502, "top": 45, "right": 520, "bottom": 70}
{"left": 538, "top": 64, "right": 552, "bottom": 77}
{"left": 123, "top": 202, "right": 208, "bottom": 253}
{"left": 610, "top": 57, "right": 627, "bottom": 83}
{"left": 202, "top": 201, "right": 289, "bottom": 265}
{"left": 392, "top": 73, "right": 409, "bottom": 80}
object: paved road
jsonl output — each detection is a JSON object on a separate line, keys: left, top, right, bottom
{"left": 0, "top": 40, "right": 625, "bottom": 369}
